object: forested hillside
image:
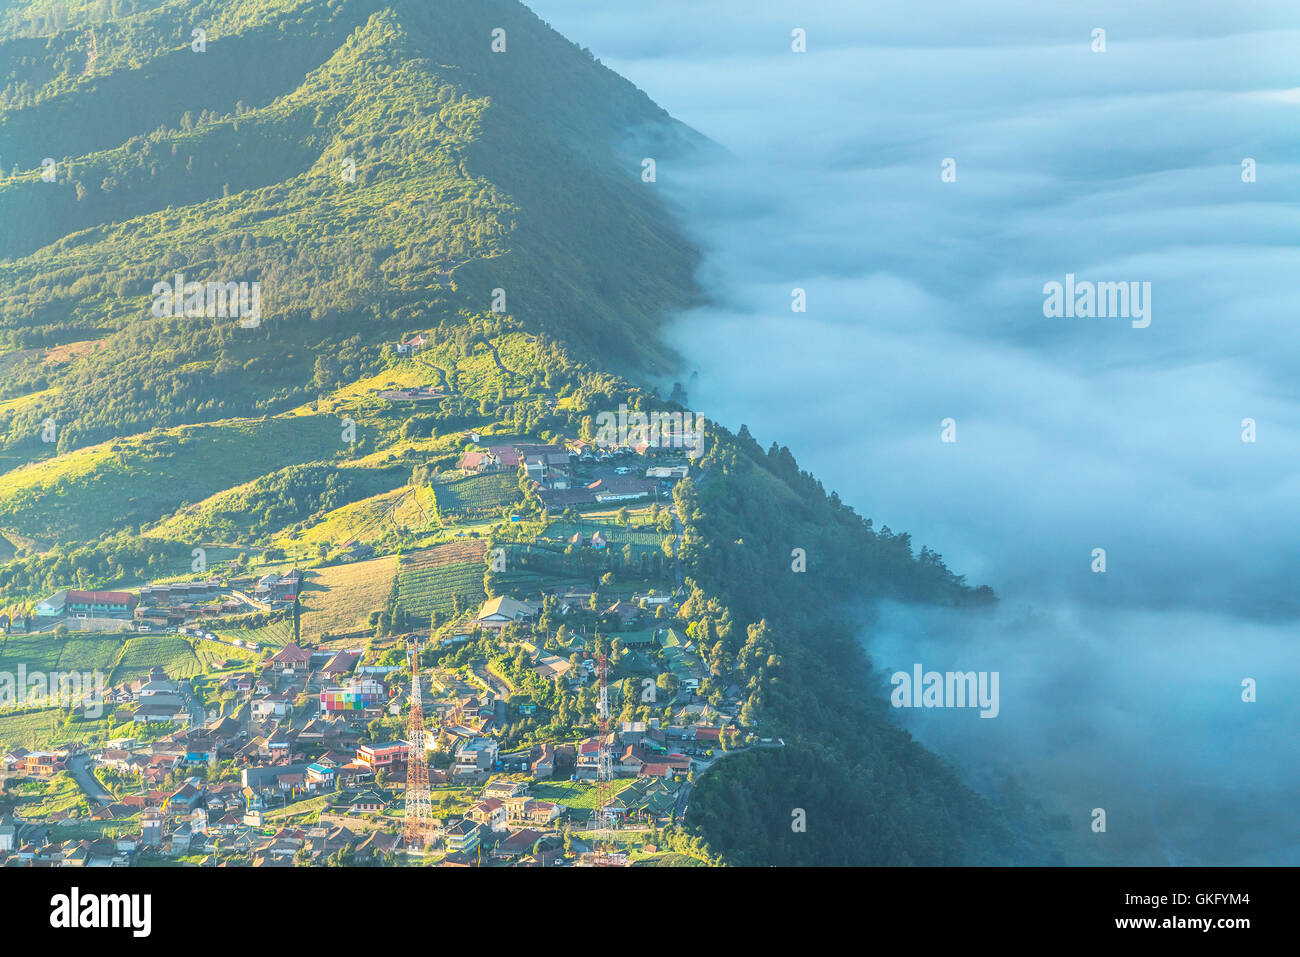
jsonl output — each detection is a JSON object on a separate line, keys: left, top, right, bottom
{"left": 0, "top": 0, "right": 702, "bottom": 460}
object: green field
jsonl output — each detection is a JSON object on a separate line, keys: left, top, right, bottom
{"left": 10, "top": 771, "right": 85, "bottom": 820}
{"left": 431, "top": 472, "right": 521, "bottom": 520}
{"left": 218, "top": 618, "right": 297, "bottom": 650}
{"left": 150, "top": 461, "right": 409, "bottom": 547}
{"left": 543, "top": 520, "right": 663, "bottom": 548}
{"left": 395, "top": 542, "right": 487, "bottom": 620}
{"left": 263, "top": 794, "right": 331, "bottom": 824}
{"left": 193, "top": 638, "right": 256, "bottom": 670}
{"left": 530, "top": 778, "right": 638, "bottom": 811}
{"left": 0, "top": 632, "right": 127, "bottom": 674}
{"left": 0, "top": 707, "right": 116, "bottom": 752}
{"left": 0, "top": 415, "right": 348, "bottom": 546}
{"left": 109, "top": 636, "right": 206, "bottom": 684}
{"left": 0, "top": 631, "right": 255, "bottom": 687}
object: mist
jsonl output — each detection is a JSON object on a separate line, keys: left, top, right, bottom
{"left": 528, "top": 0, "right": 1300, "bottom": 863}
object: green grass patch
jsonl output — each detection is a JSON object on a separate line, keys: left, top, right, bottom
{"left": 529, "top": 778, "right": 638, "bottom": 811}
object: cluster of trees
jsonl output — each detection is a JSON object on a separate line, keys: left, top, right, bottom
{"left": 182, "top": 463, "right": 403, "bottom": 545}
{"left": 673, "top": 430, "right": 1051, "bottom": 866}
{"left": 0, "top": 537, "right": 188, "bottom": 603}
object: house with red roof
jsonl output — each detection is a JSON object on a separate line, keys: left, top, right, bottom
{"left": 486, "top": 444, "right": 523, "bottom": 468}
{"left": 492, "top": 827, "right": 543, "bottom": 861}
{"left": 321, "top": 651, "right": 359, "bottom": 679}
{"left": 395, "top": 333, "right": 428, "bottom": 355}
{"left": 458, "top": 449, "right": 503, "bottom": 472}
{"left": 65, "top": 590, "right": 138, "bottom": 619}
{"left": 531, "top": 742, "right": 554, "bottom": 779}
{"left": 466, "top": 797, "right": 508, "bottom": 831}
{"left": 268, "top": 644, "right": 312, "bottom": 673}
{"left": 355, "top": 741, "right": 408, "bottom": 771}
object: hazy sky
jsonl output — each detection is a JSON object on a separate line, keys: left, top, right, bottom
{"left": 528, "top": 0, "right": 1300, "bottom": 864}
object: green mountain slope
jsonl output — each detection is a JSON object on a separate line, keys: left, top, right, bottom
{"left": 0, "top": 0, "right": 701, "bottom": 458}
{"left": 0, "top": 0, "right": 1053, "bottom": 865}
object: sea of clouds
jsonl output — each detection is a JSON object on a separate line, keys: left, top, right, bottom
{"left": 529, "top": 0, "right": 1300, "bottom": 864}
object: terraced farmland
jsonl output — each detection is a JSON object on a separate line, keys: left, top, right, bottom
{"left": 396, "top": 541, "right": 488, "bottom": 619}
{"left": 193, "top": 639, "right": 255, "bottom": 671}
{"left": 0, "top": 632, "right": 127, "bottom": 675}
{"left": 297, "top": 555, "right": 399, "bottom": 640}
{"left": 0, "top": 415, "right": 346, "bottom": 546}
{"left": 218, "top": 617, "right": 297, "bottom": 650}
{"left": 544, "top": 520, "right": 663, "bottom": 548}
{"left": 431, "top": 471, "right": 521, "bottom": 520}
{"left": 0, "top": 631, "right": 253, "bottom": 690}
{"left": 150, "top": 462, "right": 408, "bottom": 546}
{"left": 109, "top": 636, "right": 206, "bottom": 684}
{"left": 0, "top": 710, "right": 107, "bottom": 752}
{"left": 53, "top": 635, "right": 130, "bottom": 673}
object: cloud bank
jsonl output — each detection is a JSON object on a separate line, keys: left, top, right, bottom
{"left": 530, "top": 0, "right": 1300, "bottom": 864}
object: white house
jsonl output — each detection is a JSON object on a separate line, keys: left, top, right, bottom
{"left": 36, "top": 590, "right": 68, "bottom": 617}
{"left": 473, "top": 596, "right": 539, "bottom": 632}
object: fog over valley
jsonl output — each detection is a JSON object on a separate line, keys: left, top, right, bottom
{"left": 531, "top": 0, "right": 1300, "bottom": 864}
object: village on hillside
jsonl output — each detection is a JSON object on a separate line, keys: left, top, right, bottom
{"left": 0, "top": 417, "right": 779, "bottom": 867}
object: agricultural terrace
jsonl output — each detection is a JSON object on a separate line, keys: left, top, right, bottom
{"left": 0, "top": 632, "right": 125, "bottom": 674}
{"left": 218, "top": 617, "right": 296, "bottom": 650}
{"left": 0, "top": 629, "right": 252, "bottom": 681}
{"left": 108, "top": 636, "right": 240, "bottom": 684}
{"left": 297, "top": 555, "right": 399, "bottom": 640}
{"left": 396, "top": 541, "right": 488, "bottom": 620}
{"left": 0, "top": 415, "right": 347, "bottom": 546}
{"left": 0, "top": 708, "right": 112, "bottom": 752}
{"left": 431, "top": 471, "right": 521, "bottom": 520}
{"left": 542, "top": 520, "right": 664, "bottom": 549}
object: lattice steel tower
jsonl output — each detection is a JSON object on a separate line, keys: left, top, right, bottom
{"left": 590, "top": 651, "right": 622, "bottom": 864}
{"left": 403, "top": 641, "right": 434, "bottom": 850}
